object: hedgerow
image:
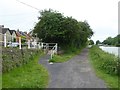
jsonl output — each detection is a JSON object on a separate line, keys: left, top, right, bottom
{"left": 2, "top": 48, "right": 41, "bottom": 73}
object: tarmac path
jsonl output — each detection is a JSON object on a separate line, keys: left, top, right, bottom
{"left": 39, "top": 48, "right": 107, "bottom": 88}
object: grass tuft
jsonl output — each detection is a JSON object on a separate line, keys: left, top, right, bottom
{"left": 49, "top": 47, "right": 83, "bottom": 63}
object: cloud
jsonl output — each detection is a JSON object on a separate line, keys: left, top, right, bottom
{"left": 0, "top": 0, "right": 119, "bottom": 42}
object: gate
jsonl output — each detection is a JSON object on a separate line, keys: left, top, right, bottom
{"left": 42, "top": 43, "right": 58, "bottom": 59}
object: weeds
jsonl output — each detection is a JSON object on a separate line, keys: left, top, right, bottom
{"left": 89, "top": 45, "right": 119, "bottom": 88}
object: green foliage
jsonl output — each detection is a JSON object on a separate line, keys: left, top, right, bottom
{"left": 96, "top": 40, "right": 101, "bottom": 45}
{"left": 89, "top": 40, "right": 94, "bottom": 45}
{"left": 2, "top": 52, "right": 49, "bottom": 88}
{"left": 102, "top": 37, "right": 114, "bottom": 45}
{"left": 2, "top": 48, "right": 41, "bottom": 73}
{"left": 49, "top": 47, "right": 84, "bottom": 63}
{"left": 89, "top": 46, "right": 119, "bottom": 76}
{"left": 102, "top": 34, "right": 120, "bottom": 46}
{"left": 0, "top": 74, "right": 1, "bottom": 89}
{"left": 33, "top": 9, "right": 93, "bottom": 48}
{"left": 89, "top": 46, "right": 120, "bottom": 88}
{"left": 49, "top": 54, "right": 70, "bottom": 63}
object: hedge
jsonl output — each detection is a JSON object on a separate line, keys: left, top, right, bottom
{"left": 2, "top": 48, "right": 41, "bottom": 73}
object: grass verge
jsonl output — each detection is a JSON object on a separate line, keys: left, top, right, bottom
{"left": 49, "top": 47, "right": 84, "bottom": 63}
{"left": 89, "top": 45, "right": 119, "bottom": 89}
{"left": 0, "top": 74, "right": 1, "bottom": 89}
{"left": 2, "top": 51, "right": 49, "bottom": 88}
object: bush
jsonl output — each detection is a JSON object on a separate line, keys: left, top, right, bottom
{"left": 2, "top": 48, "right": 41, "bottom": 73}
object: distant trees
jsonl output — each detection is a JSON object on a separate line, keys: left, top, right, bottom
{"left": 102, "top": 35, "right": 120, "bottom": 46}
{"left": 96, "top": 40, "right": 101, "bottom": 45}
{"left": 33, "top": 9, "right": 93, "bottom": 48}
{"left": 102, "top": 37, "right": 113, "bottom": 45}
{"left": 89, "top": 40, "right": 94, "bottom": 45}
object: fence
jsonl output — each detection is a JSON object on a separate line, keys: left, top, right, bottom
{"left": 1, "top": 35, "right": 41, "bottom": 49}
{"left": 1, "top": 33, "right": 58, "bottom": 59}
{"left": 42, "top": 43, "right": 58, "bottom": 59}
{"left": 2, "top": 36, "right": 58, "bottom": 54}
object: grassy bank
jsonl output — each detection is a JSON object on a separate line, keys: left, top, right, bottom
{"left": 2, "top": 51, "right": 49, "bottom": 88}
{"left": 0, "top": 74, "right": 1, "bottom": 89}
{"left": 89, "top": 45, "right": 119, "bottom": 89}
{"left": 49, "top": 47, "right": 84, "bottom": 63}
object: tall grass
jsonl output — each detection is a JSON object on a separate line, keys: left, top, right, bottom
{"left": 0, "top": 74, "right": 1, "bottom": 89}
{"left": 89, "top": 45, "right": 120, "bottom": 88}
{"left": 90, "top": 46, "right": 119, "bottom": 75}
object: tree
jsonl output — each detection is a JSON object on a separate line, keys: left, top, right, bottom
{"left": 96, "top": 40, "right": 101, "bottom": 45}
{"left": 102, "top": 37, "right": 113, "bottom": 45}
{"left": 89, "top": 40, "right": 94, "bottom": 45}
{"left": 114, "top": 34, "right": 120, "bottom": 46}
{"left": 102, "top": 35, "right": 120, "bottom": 46}
{"left": 33, "top": 9, "right": 93, "bottom": 48}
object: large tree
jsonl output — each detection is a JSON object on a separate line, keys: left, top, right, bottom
{"left": 33, "top": 9, "right": 93, "bottom": 48}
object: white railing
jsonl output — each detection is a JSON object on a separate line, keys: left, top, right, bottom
{"left": 41, "top": 43, "right": 58, "bottom": 59}
{"left": 50, "top": 43, "right": 57, "bottom": 59}
{"left": 1, "top": 34, "right": 57, "bottom": 54}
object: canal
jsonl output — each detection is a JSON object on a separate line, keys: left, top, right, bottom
{"left": 99, "top": 46, "right": 119, "bottom": 56}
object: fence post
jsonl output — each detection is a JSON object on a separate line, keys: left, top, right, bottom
{"left": 28, "top": 40, "right": 30, "bottom": 49}
{"left": 44, "top": 43, "right": 46, "bottom": 54}
{"left": 33, "top": 39, "right": 36, "bottom": 48}
{"left": 56, "top": 43, "right": 57, "bottom": 54}
{"left": 4, "top": 33, "right": 6, "bottom": 47}
{"left": 51, "top": 50, "right": 53, "bottom": 59}
{"left": 41, "top": 42, "right": 43, "bottom": 48}
{"left": 19, "top": 37, "right": 21, "bottom": 49}
{"left": 38, "top": 42, "right": 40, "bottom": 49}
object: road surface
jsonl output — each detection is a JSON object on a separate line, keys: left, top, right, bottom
{"left": 39, "top": 48, "right": 107, "bottom": 88}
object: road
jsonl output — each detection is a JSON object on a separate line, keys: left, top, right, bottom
{"left": 39, "top": 48, "right": 107, "bottom": 88}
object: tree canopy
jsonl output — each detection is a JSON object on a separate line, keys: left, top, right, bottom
{"left": 96, "top": 40, "right": 101, "bottom": 45}
{"left": 102, "top": 35, "right": 120, "bottom": 47}
{"left": 33, "top": 9, "right": 93, "bottom": 48}
{"left": 89, "top": 40, "right": 94, "bottom": 45}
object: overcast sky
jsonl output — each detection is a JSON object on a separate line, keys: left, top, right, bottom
{"left": 0, "top": 0, "right": 119, "bottom": 42}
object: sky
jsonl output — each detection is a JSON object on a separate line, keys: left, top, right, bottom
{"left": 0, "top": 0, "right": 119, "bottom": 43}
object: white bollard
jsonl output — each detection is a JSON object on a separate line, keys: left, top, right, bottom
{"left": 19, "top": 37, "right": 21, "bottom": 49}
{"left": 28, "top": 40, "right": 30, "bottom": 49}
{"left": 51, "top": 50, "right": 53, "bottom": 59}
{"left": 38, "top": 42, "right": 41, "bottom": 49}
{"left": 41, "top": 42, "right": 43, "bottom": 48}
{"left": 4, "top": 33, "right": 6, "bottom": 47}
{"left": 55, "top": 43, "right": 58, "bottom": 54}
